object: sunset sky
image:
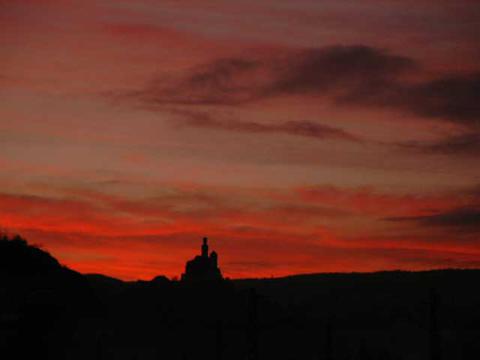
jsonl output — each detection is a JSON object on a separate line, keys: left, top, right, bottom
{"left": 1, "top": 0, "right": 480, "bottom": 280}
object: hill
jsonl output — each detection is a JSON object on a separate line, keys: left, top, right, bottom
{"left": 0, "top": 235, "right": 97, "bottom": 360}
{"left": 83, "top": 269, "right": 480, "bottom": 360}
{"left": 2, "top": 235, "right": 479, "bottom": 359}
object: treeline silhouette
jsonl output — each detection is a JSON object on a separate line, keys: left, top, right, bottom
{"left": 1, "top": 234, "right": 479, "bottom": 360}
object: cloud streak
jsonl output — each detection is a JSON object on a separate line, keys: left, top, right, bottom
{"left": 387, "top": 207, "right": 480, "bottom": 233}
{"left": 399, "top": 132, "right": 480, "bottom": 156}
{"left": 131, "top": 44, "right": 480, "bottom": 126}
{"left": 171, "top": 110, "right": 361, "bottom": 142}
{"left": 132, "top": 45, "right": 414, "bottom": 105}
{"left": 349, "top": 72, "right": 480, "bottom": 126}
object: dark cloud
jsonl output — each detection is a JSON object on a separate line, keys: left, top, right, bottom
{"left": 131, "top": 44, "right": 480, "bottom": 126}
{"left": 132, "top": 45, "right": 415, "bottom": 105}
{"left": 349, "top": 72, "right": 480, "bottom": 126}
{"left": 172, "top": 110, "right": 360, "bottom": 142}
{"left": 133, "top": 58, "right": 263, "bottom": 106}
{"left": 401, "top": 73, "right": 480, "bottom": 124}
{"left": 387, "top": 207, "right": 480, "bottom": 232}
{"left": 263, "top": 45, "right": 415, "bottom": 96}
{"left": 467, "top": 184, "right": 480, "bottom": 199}
{"left": 399, "top": 132, "right": 480, "bottom": 155}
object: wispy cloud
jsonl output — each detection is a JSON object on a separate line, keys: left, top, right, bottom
{"left": 171, "top": 110, "right": 361, "bottom": 142}
{"left": 399, "top": 132, "right": 480, "bottom": 156}
{"left": 349, "top": 72, "right": 480, "bottom": 126}
{"left": 129, "top": 45, "right": 414, "bottom": 105}
{"left": 129, "top": 44, "right": 480, "bottom": 127}
{"left": 387, "top": 207, "right": 480, "bottom": 233}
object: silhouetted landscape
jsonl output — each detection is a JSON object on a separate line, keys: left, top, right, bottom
{"left": 3, "top": 0, "right": 480, "bottom": 358}
{"left": 1, "top": 234, "right": 479, "bottom": 360}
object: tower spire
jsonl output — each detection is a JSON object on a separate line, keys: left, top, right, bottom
{"left": 202, "top": 237, "right": 209, "bottom": 258}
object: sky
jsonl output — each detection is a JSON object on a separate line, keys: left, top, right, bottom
{"left": 1, "top": 0, "right": 480, "bottom": 280}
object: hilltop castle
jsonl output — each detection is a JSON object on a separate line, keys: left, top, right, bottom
{"left": 181, "top": 237, "right": 223, "bottom": 282}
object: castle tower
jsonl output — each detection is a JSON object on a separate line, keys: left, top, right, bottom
{"left": 210, "top": 251, "right": 218, "bottom": 268}
{"left": 201, "top": 237, "right": 209, "bottom": 258}
{"left": 181, "top": 237, "right": 223, "bottom": 282}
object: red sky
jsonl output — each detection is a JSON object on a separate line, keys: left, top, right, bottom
{"left": 1, "top": 0, "right": 480, "bottom": 280}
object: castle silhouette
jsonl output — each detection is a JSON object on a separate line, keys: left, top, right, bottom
{"left": 181, "top": 237, "right": 223, "bottom": 282}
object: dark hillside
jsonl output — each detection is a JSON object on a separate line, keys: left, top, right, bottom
{"left": 0, "top": 235, "right": 97, "bottom": 360}
{"left": 2, "top": 235, "right": 479, "bottom": 359}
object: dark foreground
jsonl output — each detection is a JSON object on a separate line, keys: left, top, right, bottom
{"left": 1, "top": 236, "right": 479, "bottom": 360}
